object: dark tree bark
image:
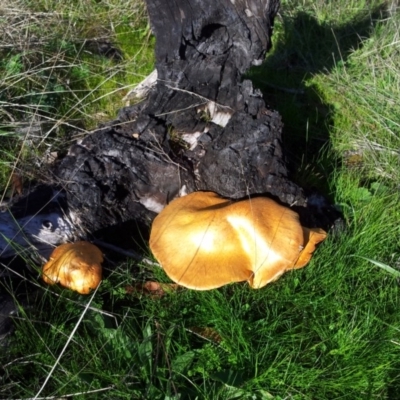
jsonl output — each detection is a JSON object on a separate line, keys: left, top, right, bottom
{"left": 0, "top": 0, "right": 330, "bottom": 260}
{"left": 55, "top": 0, "right": 304, "bottom": 231}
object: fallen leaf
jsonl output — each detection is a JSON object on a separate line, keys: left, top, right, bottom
{"left": 126, "top": 281, "right": 181, "bottom": 298}
{"left": 11, "top": 172, "right": 23, "bottom": 196}
{"left": 188, "top": 326, "right": 222, "bottom": 344}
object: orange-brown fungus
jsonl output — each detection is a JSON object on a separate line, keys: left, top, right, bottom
{"left": 150, "top": 192, "right": 326, "bottom": 290}
{"left": 42, "top": 241, "right": 103, "bottom": 294}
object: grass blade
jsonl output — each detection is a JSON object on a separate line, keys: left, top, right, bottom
{"left": 350, "top": 255, "right": 400, "bottom": 278}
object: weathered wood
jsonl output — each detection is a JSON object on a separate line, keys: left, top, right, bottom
{"left": 53, "top": 0, "right": 304, "bottom": 229}
{"left": 0, "top": 0, "right": 318, "bottom": 261}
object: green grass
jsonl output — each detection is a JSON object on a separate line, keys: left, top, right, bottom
{"left": 0, "top": 0, "right": 153, "bottom": 190}
{"left": 2, "top": 0, "right": 400, "bottom": 399}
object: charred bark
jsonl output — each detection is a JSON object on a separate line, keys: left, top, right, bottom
{"left": 54, "top": 0, "right": 304, "bottom": 231}
{"left": 0, "top": 0, "right": 330, "bottom": 260}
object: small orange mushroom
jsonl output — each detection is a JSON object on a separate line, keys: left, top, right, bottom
{"left": 42, "top": 241, "right": 103, "bottom": 294}
{"left": 149, "top": 191, "right": 326, "bottom": 290}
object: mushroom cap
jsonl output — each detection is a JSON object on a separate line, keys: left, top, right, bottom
{"left": 150, "top": 191, "right": 326, "bottom": 290}
{"left": 294, "top": 227, "right": 327, "bottom": 269}
{"left": 42, "top": 241, "right": 103, "bottom": 294}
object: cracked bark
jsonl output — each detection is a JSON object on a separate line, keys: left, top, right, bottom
{"left": 1, "top": 0, "right": 331, "bottom": 261}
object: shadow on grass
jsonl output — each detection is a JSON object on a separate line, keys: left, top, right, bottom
{"left": 249, "top": 4, "right": 388, "bottom": 197}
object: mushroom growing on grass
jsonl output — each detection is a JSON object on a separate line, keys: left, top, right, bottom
{"left": 42, "top": 241, "right": 103, "bottom": 294}
{"left": 150, "top": 192, "right": 327, "bottom": 290}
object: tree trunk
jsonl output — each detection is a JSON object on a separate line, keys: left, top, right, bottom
{"left": 0, "top": 0, "right": 319, "bottom": 260}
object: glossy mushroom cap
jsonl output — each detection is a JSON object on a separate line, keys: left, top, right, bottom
{"left": 150, "top": 192, "right": 326, "bottom": 290}
{"left": 42, "top": 241, "right": 103, "bottom": 294}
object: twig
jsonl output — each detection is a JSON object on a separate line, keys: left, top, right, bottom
{"left": 1, "top": 384, "right": 115, "bottom": 400}
{"left": 163, "top": 83, "right": 233, "bottom": 110}
{"left": 33, "top": 284, "right": 100, "bottom": 399}
{"left": 154, "top": 101, "right": 208, "bottom": 117}
{"left": 146, "top": 130, "right": 188, "bottom": 171}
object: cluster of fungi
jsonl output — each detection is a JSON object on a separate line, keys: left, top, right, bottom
{"left": 42, "top": 193, "right": 326, "bottom": 294}
{"left": 0, "top": 0, "right": 332, "bottom": 294}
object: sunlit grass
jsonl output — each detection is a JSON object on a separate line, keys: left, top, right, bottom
{"left": 0, "top": 0, "right": 153, "bottom": 189}
{"left": 2, "top": 0, "right": 400, "bottom": 399}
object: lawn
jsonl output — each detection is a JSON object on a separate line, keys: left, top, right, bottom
{"left": 1, "top": 0, "right": 400, "bottom": 399}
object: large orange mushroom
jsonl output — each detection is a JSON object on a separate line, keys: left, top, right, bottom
{"left": 42, "top": 241, "right": 103, "bottom": 294}
{"left": 149, "top": 192, "right": 326, "bottom": 290}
